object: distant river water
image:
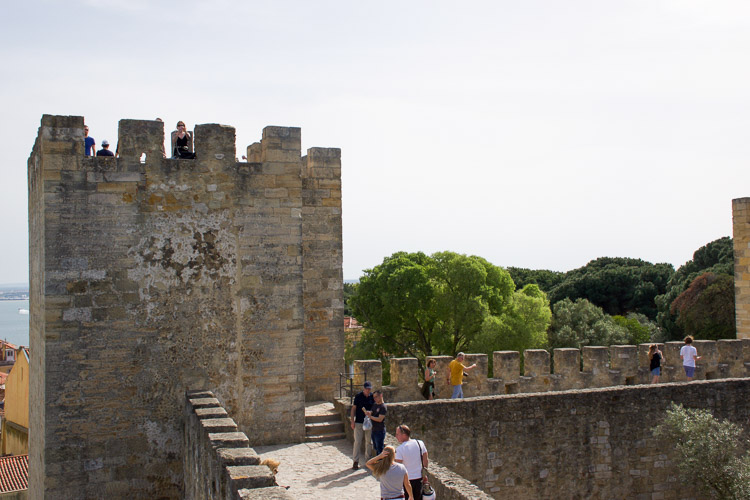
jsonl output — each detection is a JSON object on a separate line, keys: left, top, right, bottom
{"left": 0, "top": 300, "right": 30, "bottom": 347}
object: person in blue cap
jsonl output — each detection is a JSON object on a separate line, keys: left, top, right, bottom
{"left": 349, "top": 381, "right": 374, "bottom": 469}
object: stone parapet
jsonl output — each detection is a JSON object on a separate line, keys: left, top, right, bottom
{"left": 352, "top": 359, "right": 382, "bottom": 392}
{"left": 520, "top": 350, "right": 551, "bottom": 393}
{"left": 383, "top": 379, "right": 750, "bottom": 499}
{"left": 430, "top": 355, "right": 454, "bottom": 398}
{"left": 582, "top": 346, "right": 610, "bottom": 387}
{"left": 183, "top": 390, "right": 290, "bottom": 500}
{"left": 718, "top": 339, "right": 744, "bottom": 378}
{"left": 386, "top": 357, "right": 422, "bottom": 402}
{"left": 463, "top": 354, "right": 488, "bottom": 397}
{"left": 352, "top": 338, "right": 750, "bottom": 403}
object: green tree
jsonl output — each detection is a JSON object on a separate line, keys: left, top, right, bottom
{"left": 547, "top": 298, "right": 629, "bottom": 350}
{"left": 548, "top": 257, "right": 673, "bottom": 320}
{"left": 349, "top": 251, "right": 517, "bottom": 371}
{"left": 506, "top": 267, "right": 565, "bottom": 293}
{"left": 611, "top": 314, "right": 652, "bottom": 345}
{"left": 470, "top": 284, "right": 552, "bottom": 356}
{"left": 655, "top": 237, "right": 734, "bottom": 340}
{"left": 653, "top": 403, "right": 750, "bottom": 500}
{"left": 670, "top": 272, "right": 735, "bottom": 340}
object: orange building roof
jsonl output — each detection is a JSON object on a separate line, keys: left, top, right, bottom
{"left": 0, "top": 454, "right": 29, "bottom": 493}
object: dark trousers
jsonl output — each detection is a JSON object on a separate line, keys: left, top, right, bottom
{"left": 405, "top": 477, "right": 421, "bottom": 498}
{"left": 371, "top": 429, "right": 386, "bottom": 455}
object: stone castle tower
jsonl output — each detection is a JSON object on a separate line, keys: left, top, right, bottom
{"left": 28, "top": 115, "right": 344, "bottom": 498}
{"left": 734, "top": 197, "right": 750, "bottom": 340}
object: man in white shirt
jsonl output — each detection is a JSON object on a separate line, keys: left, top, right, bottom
{"left": 395, "top": 424, "right": 428, "bottom": 498}
{"left": 679, "top": 335, "right": 701, "bottom": 381}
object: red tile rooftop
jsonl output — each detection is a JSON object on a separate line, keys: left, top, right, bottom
{"left": 0, "top": 455, "right": 28, "bottom": 493}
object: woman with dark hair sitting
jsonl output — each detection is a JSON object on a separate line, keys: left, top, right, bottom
{"left": 171, "top": 121, "right": 195, "bottom": 159}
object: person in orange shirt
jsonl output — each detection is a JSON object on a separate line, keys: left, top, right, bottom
{"left": 446, "top": 352, "right": 477, "bottom": 399}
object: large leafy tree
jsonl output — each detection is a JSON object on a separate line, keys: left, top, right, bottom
{"left": 547, "top": 298, "right": 630, "bottom": 350}
{"left": 349, "top": 251, "right": 518, "bottom": 370}
{"left": 470, "top": 284, "right": 551, "bottom": 355}
{"left": 548, "top": 257, "right": 674, "bottom": 319}
{"left": 611, "top": 313, "right": 654, "bottom": 346}
{"left": 655, "top": 237, "right": 734, "bottom": 340}
{"left": 506, "top": 267, "right": 565, "bottom": 293}
{"left": 670, "top": 272, "right": 735, "bottom": 340}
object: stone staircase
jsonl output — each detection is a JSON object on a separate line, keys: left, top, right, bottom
{"left": 304, "top": 401, "right": 345, "bottom": 442}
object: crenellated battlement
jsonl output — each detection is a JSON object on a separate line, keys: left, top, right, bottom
{"left": 353, "top": 338, "right": 750, "bottom": 402}
{"left": 28, "top": 115, "right": 344, "bottom": 499}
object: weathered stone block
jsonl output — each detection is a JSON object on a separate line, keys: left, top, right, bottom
{"left": 117, "top": 119, "right": 164, "bottom": 161}
{"left": 493, "top": 351, "right": 520, "bottom": 393}
{"left": 582, "top": 346, "right": 610, "bottom": 387}
{"left": 226, "top": 465, "right": 276, "bottom": 490}
{"left": 524, "top": 349, "right": 549, "bottom": 377}
{"left": 463, "top": 353, "right": 488, "bottom": 397}
{"left": 387, "top": 357, "right": 421, "bottom": 402}
{"left": 353, "top": 360, "right": 382, "bottom": 390}
{"left": 609, "top": 345, "right": 638, "bottom": 378}
{"left": 217, "top": 448, "right": 260, "bottom": 466}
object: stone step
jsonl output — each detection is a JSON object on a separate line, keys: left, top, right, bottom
{"left": 305, "top": 421, "right": 344, "bottom": 436}
{"left": 304, "top": 432, "right": 346, "bottom": 443}
{"left": 304, "top": 412, "right": 340, "bottom": 424}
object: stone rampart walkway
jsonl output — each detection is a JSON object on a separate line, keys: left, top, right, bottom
{"left": 255, "top": 439, "right": 380, "bottom": 499}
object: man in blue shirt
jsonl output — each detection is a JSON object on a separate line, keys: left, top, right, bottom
{"left": 349, "top": 381, "right": 374, "bottom": 469}
{"left": 84, "top": 125, "right": 95, "bottom": 156}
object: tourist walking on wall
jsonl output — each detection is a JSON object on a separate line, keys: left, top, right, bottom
{"left": 366, "top": 445, "right": 413, "bottom": 500}
{"left": 366, "top": 390, "right": 387, "bottom": 455}
{"left": 447, "top": 352, "right": 477, "bottom": 399}
{"left": 395, "top": 424, "right": 428, "bottom": 499}
{"left": 421, "top": 359, "right": 437, "bottom": 400}
{"left": 680, "top": 336, "right": 701, "bottom": 381}
{"left": 350, "top": 381, "right": 374, "bottom": 469}
{"left": 649, "top": 344, "right": 663, "bottom": 384}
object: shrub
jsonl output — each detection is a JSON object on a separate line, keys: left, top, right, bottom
{"left": 652, "top": 403, "right": 750, "bottom": 499}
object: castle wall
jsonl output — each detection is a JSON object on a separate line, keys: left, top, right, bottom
{"left": 28, "top": 115, "right": 343, "bottom": 499}
{"left": 355, "top": 339, "right": 750, "bottom": 403}
{"left": 734, "top": 197, "right": 750, "bottom": 340}
{"left": 384, "top": 378, "right": 750, "bottom": 499}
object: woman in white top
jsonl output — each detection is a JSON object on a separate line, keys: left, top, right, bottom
{"left": 366, "top": 445, "right": 413, "bottom": 500}
{"left": 679, "top": 335, "right": 701, "bottom": 381}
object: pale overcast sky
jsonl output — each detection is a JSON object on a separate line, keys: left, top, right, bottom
{"left": 1, "top": 1, "right": 749, "bottom": 284}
